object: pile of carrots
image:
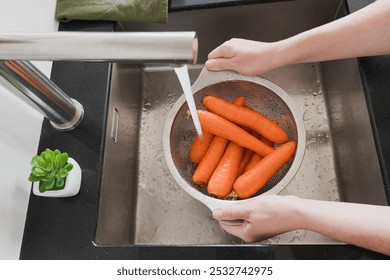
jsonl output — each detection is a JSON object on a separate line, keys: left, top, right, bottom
{"left": 189, "top": 95, "right": 297, "bottom": 199}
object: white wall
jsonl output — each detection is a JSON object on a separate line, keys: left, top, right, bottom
{"left": 0, "top": 0, "right": 58, "bottom": 259}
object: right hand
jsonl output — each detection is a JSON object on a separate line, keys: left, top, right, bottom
{"left": 205, "top": 38, "right": 283, "bottom": 76}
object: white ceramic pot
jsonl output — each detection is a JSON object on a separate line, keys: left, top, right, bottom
{"left": 32, "top": 157, "right": 81, "bottom": 198}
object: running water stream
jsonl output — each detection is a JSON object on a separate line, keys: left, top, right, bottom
{"left": 174, "top": 64, "right": 203, "bottom": 137}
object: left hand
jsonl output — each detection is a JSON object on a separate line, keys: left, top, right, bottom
{"left": 212, "top": 195, "right": 302, "bottom": 243}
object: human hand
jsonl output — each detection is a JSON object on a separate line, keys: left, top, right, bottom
{"left": 205, "top": 38, "right": 284, "bottom": 76}
{"left": 212, "top": 195, "right": 301, "bottom": 243}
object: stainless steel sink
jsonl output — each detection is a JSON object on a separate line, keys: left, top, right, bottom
{"left": 94, "top": 0, "right": 387, "bottom": 246}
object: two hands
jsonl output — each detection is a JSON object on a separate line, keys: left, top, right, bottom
{"left": 205, "top": 39, "right": 299, "bottom": 242}
{"left": 204, "top": 0, "right": 390, "bottom": 254}
{"left": 204, "top": 39, "right": 295, "bottom": 242}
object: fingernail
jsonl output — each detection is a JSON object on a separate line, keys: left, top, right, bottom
{"left": 212, "top": 209, "right": 223, "bottom": 220}
{"left": 205, "top": 60, "right": 213, "bottom": 69}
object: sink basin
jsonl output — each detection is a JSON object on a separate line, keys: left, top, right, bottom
{"left": 94, "top": 0, "right": 387, "bottom": 246}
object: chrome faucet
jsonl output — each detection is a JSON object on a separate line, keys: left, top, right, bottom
{"left": 0, "top": 32, "right": 198, "bottom": 130}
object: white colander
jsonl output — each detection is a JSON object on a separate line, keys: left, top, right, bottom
{"left": 163, "top": 68, "right": 305, "bottom": 211}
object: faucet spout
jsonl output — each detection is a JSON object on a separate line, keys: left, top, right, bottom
{"left": 0, "top": 32, "right": 198, "bottom": 130}
{"left": 0, "top": 32, "right": 198, "bottom": 63}
{"left": 0, "top": 60, "right": 84, "bottom": 131}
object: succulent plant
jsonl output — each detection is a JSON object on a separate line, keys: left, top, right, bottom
{"left": 28, "top": 148, "right": 73, "bottom": 193}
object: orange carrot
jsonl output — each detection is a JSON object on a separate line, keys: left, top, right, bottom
{"left": 237, "top": 130, "right": 259, "bottom": 176}
{"left": 207, "top": 140, "right": 244, "bottom": 198}
{"left": 197, "top": 110, "right": 274, "bottom": 157}
{"left": 233, "top": 141, "right": 297, "bottom": 199}
{"left": 237, "top": 119, "right": 276, "bottom": 175}
{"left": 192, "top": 136, "right": 229, "bottom": 186}
{"left": 233, "top": 96, "right": 246, "bottom": 107}
{"left": 190, "top": 131, "right": 214, "bottom": 164}
{"left": 244, "top": 152, "right": 262, "bottom": 173}
{"left": 192, "top": 97, "right": 246, "bottom": 186}
{"left": 261, "top": 135, "right": 275, "bottom": 148}
{"left": 207, "top": 96, "right": 247, "bottom": 198}
{"left": 202, "top": 95, "right": 288, "bottom": 144}
{"left": 190, "top": 96, "right": 245, "bottom": 164}
{"left": 244, "top": 135, "right": 274, "bottom": 172}
{"left": 237, "top": 148, "right": 254, "bottom": 176}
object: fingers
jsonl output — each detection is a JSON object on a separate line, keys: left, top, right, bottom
{"left": 205, "top": 40, "right": 236, "bottom": 72}
{"left": 212, "top": 206, "right": 247, "bottom": 239}
{"left": 207, "top": 41, "right": 233, "bottom": 59}
{"left": 212, "top": 205, "right": 249, "bottom": 221}
{"left": 205, "top": 58, "right": 234, "bottom": 72}
{"left": 207, "top": 45, "right": 223, "bottom": 60}
{"left": 213, "top": 208, "right": 256, "bottom": 243}
{"left": 218, "top": 220, "right": 247, "bottom": 240}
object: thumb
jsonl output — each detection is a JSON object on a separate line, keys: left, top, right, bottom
{"left": 205, "top": 58, "right": 234, "bottom": 72}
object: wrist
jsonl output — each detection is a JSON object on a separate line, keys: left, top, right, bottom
{"left": 278, "top": 195, "right": 307, "bottom": 231}
{"left": 271, "top": 37, "right": 303, "bottom": 68}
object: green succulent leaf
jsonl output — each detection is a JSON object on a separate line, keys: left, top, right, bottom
{"left": 30, "top": 155, "right": 48, "bottom": 169}
{"left": 31, "top": 166, "right": 48, "bottom": 177}
{"left": 55, "top": 177, "right": 65, "bottom": 189}
{"left": 64, "top": 163, "right": 73, "bottom": 172}
{"left": 59, "top": 168, "right": 69, "bottom": 178}
{"left": 38, "top": 183, "right": 47, "bottom": 193}
{"left": 41, "top": 148, "right": 55, "bottom": 163}
{"left": 39, "top": 179, "right": 55, "bottom": 192}
{"left": 54, "top": 153, "right": 68, "bottom": 170}
{"left": 28, "top": 173, "right": 44, "bottom": 182}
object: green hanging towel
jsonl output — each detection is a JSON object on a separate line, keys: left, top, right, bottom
{"left": 56, "top": 0, "right": 168, "bottom": 23}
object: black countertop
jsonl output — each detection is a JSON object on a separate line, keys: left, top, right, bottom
{"left": 20, "top": 0, "right": 390, "bottom": 259}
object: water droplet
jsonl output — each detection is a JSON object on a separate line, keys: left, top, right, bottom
{"left": 303, "top": 110, "right": 314, "bottom": 121}
{"left": 316, "top": 105, "right": 324, "bottom": 114}
{"left": 144, "top": 101, "right": 152, "bottom": 109}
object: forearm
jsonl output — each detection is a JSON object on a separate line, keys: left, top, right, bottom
{"left": 292, "top": 197, "right": 390, "bottom": 255}
{"left": 277, "top": 0, "right": 390, "bottom": 66}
